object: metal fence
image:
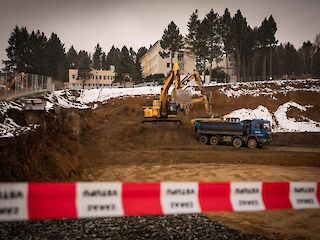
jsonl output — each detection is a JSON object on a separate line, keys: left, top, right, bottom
{"left": 0, "top": 72, "right": 53, "bottom": 100}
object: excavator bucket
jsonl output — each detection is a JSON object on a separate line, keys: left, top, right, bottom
{"left": 171, "top": 89, "right": 193, "bottom": 106}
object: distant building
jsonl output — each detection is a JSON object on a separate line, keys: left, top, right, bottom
{"left": 140, "top": 40, "right": 196, "bottom": 77}
{"left": 140, "top": 40, "right": 235, "bottom": 81}
{"left": 68, "top": 66, "right": 115, "bottom": 89}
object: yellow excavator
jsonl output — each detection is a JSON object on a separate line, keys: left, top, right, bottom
{"left": 142, "top": 63, "right": 181, "bottom": 123}
{"left": 142, "top": 63, "right": 212, "bottom": 123}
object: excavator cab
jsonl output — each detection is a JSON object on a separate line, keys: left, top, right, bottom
{"left": 166, "top": 100, "right": 178, "bottom": 116}
{"left": 142, "top": 63, "right": 181, "bottom": 123}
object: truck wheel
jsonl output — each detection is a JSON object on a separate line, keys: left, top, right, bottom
{"left": 247, "top": 138, "right": 257, "bottom": 149}
{"left": 232, "top": 137, "right": 242, "bottom": 148}
{"left": 199, "top": 135, "right": 208, "bottom": 145}
{"left": 209, "top": 136, "right": 219, "bottom": 145}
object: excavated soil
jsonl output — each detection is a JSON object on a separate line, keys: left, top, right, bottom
{"left": 1, "top": 81, "right": 320, "bottom": 239}
{"left": 76, "top": 86, "right": 320, "bottom": 239}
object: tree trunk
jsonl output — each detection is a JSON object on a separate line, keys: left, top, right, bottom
{"left": 269, "top": 46, "right": 272, "bottom": 79}
{"left": 203, "top": 60, "right": 206, "bottom": 82}
{"left": 226, "top": 53, "right": 229, "bottom": 82}
{"left": 252, "top": 53, "right": 255, "bottom": 80}
{"left": 209, "top": 60, "right": 213, "bottom": 82}
{"left": 237, "top": 51, "right": 241, "bottom": 82}
{"left": 242, "top": 57, "right": 246, "bottom": 81}
{"left": 170, "top": 51, "right": 173, "bottom": 69}
{"left": 263, "top": 48, "right": 267, "bottom": 80}
{"left": 311, "top": 54, "right": 313, "bottom": 75}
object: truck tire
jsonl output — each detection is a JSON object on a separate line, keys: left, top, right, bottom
{"left": 247, "top": 138, "right": 257, "bottom": 149}
{"left": 209, "top": 136, "right": 219, "bottom": 145}
{"left": 199, "top": 135, "right": 208, "bottom": 145}
{"left": 232, "top": 137, "right": 242, "bottom": 148}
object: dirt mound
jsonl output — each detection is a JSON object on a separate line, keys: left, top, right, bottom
{"left": 207, "top": 86, "right": 320, "bottom": 121}
{"left": 0, "top": 108, "right": 82, "bottom": 181}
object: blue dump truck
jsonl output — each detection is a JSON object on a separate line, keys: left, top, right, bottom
{"left": 192, "top": 118, "right": 271, "bottom": 148}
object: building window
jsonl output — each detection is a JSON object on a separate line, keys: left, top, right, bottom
{"left": 167, "top": 63, "right": 170, "bottom": 68}
{"left": 103, "top": 76, "right": 106, "bottom": 80}
{"left": 99, "top": 76, "right": 102, "bottom": 80}
{"left": 72, "top": 75, "right": 76, "bottom": 79}
{"left": 95, "top": 76, "right": 97, "bottom": 80}
{"left": 178, "top": 53, "right": 183, "bottom": 61}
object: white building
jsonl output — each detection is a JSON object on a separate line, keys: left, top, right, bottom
{"left": 139, "top": 40, "right": 196, "bottom": 77}
{"left": 140, "top": 40, "right": 235, "bottom": 81}
{"left": 68, "top": 66, "right": 115, "bottom": 89}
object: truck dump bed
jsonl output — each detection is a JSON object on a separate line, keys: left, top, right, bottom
{"left": 195, "top": 120, "right": 245, "bottom": 136}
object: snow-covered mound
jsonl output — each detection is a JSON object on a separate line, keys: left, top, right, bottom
{"left": 224, "top": 106, "right": 273, "bottom": 123}
{"left": 224, "top": 101, "right": 320, "bottom": 132}
{"left": 0, "top": 101, "right": 39, "bottom": 138}
{"left": 274, "top": 102, "right": 320, "bottom": 132}
{"left": 219, "top": 79, "right": 320, "bottom": 98}
{"left": 77, "top": 86, "right": 161, "bottom": 104}
{"left": 45, "top": 86, "right": 162, "bottom": 109}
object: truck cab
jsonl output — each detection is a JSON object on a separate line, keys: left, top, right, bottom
{"left": 247, "top": 119, "right": 272, "bottom": 147}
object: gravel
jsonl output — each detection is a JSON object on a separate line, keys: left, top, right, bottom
{"left": 0, "top": 214, "right": 268, "bottom": 240}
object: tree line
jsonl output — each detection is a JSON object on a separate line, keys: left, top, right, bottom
{"left": 159, "top": 8, "right": 320, "bottom": 81}
{"left": 3, "top": 11, "right": 320, "bottom": 83}
{"left": 2, "top": 26, "right": 147, "bottom": 84}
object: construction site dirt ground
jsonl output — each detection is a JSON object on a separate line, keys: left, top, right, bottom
{"left": 74, "top": 94, "right": 320, "bottom": 240}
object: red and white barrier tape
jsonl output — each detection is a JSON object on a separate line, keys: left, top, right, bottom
{"left": 0, "top": 182, "right": 319, "bottom": 221}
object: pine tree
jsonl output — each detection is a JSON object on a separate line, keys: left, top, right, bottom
{"left": 231, "top": 10, "right": 249, "bottom": 81}
{"left": 186, "top": 10, "right": 201, "bottom": 54}
{"left": 159, "top": 21, "right": 184, "bottom": 69}
{"left": 3, "top": 26, "right": 30, "bottom": 72}
{"left": 299, "top": 41, "right": 313, "bottom": 74}
{"left": 44, "top": 32, "right": 66, "bottom": 80}
{"left": 241, "top": 25, "right": 257, "bottom": 81}
{"left": 202, "top": 9, "right": 223, "bottom": 81}
{"left": 129, "top": 47, "right": 136, "bottom": 63}
{"left": 106, "top": 45, "right": 121, "bottom": 70}
{"left": 258, "top": 15, "right": 277, "bottom": 79}
{"left": 136, "top": 47, "right": 148, "bottom": 61}
{"left": 116, "top": 46, "right": 133, "bottom": 83}
{"left": 219, "top": 8, "right": 234, "bottom": 80}
{"left": 134, "top": 61, "right": 144, "bottom": 84}
{"left": 28, "top": 30, "right": 48, "bottom": 75}
{"left": 101, "top": 52, "right": 108, "bottom": 70}
{"left": 312, "top": 34, "right": 320, "bottom": 77}
{"left": 186, "top": 9, "right": 204, "bottom": 71}
{"left": 77, "top": 50, "right": 91, "bottom": 88}
{"left": 92, "top": 43, "right": 102, "bottom": 70}
{"left": 66, "top": 45, "right": 78, "bottom": 68}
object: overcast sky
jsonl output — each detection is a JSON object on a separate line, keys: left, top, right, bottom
{"left": 1, "top": 0, "right": 320, "bottom": 66}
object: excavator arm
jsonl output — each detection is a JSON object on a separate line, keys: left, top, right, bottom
{"left": 160, "top": 63, "right": 179, "bottom": 116}
{"left": 180, "top": 69, "right": 203, "bottom": 90}
{"left": 176, "top": 69, "right": 212, "bottom": 115}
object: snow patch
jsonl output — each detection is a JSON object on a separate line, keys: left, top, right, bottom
{"left": 224, "top": 105, "right": 273, "bottom": 123}
{"left": 274, "top": 102, "right": 320, "bottom": 132}
{"left": 0, "top": 118, "right": 39, "bottom": 138}
{"left": 0, "top": 101, "right": 39, "bottom": 138}
{"left": 219, "top": 79, "right": 320, "bottom": 98}
{"left": 45, "top": 86, "right": 163, "bottom": 109}
{"left": 224, "top": 101, "right": 320, "bottom": 132}
{"left": 0, "top": 101, "right": 23, "bottom": 115}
